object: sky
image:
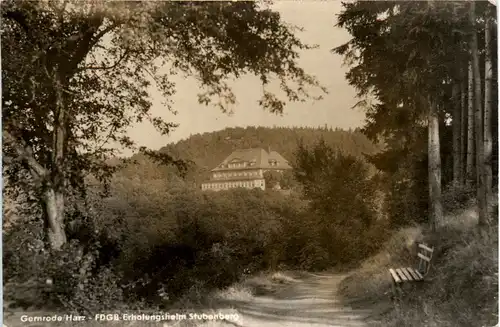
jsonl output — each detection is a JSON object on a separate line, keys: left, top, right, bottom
{"left": 123, "top": 1, "right": 364, "bottom": 155}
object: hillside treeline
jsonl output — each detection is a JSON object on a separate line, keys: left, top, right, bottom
{"left": 156, "top": 126, "right": 381, "bottom": 185}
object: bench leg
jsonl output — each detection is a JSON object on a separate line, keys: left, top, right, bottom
{"left": 391, "top": 280, "right": 403, "bottom": 302}
{"left": 391, "top": 280, "right": 397, "bottom": 300}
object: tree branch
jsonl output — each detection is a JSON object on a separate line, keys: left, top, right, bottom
{"left": 78, "top": 48, "right": 130, "bottom": 72}
{"left": 3, "top": 130, "right": 49, "bottom": 181}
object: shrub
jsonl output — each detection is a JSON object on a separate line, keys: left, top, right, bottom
{"left": 442, "top": 183, "right": 475, "bottom": 214}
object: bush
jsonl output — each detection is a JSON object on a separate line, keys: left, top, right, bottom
{"left": 3, "top": 200, "right": 127, "bottom": 313}
{"left": 442, "top": 183, "right": 475, "bottom": 214}
{"left": 39, "top": 241, "right": 124, "bottom": 314}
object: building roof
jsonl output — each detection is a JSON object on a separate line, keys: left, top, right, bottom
{"left": 269, "top": 151, "right": 289, "bottom": 165}
{"left": 211, "top": 148, "right": 292, "bottom": 172}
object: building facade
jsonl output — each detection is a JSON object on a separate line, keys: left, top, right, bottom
{"left": 201, "top": 148, "right": 292, "bottom": 191}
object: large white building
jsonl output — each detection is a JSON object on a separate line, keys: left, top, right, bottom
{"left": 201, "top": 148, "right": 292, "bottom": 191}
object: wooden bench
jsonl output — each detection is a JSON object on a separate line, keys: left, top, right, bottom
{"left": 389, "top": 242, "right": 434, "bottom": 296}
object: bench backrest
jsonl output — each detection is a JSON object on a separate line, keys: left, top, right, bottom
{"left": 416, "top": 242, "right": 434, "bottom": 276}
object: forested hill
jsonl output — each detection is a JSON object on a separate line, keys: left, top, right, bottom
{"left": 152, "top": 126, "right": 381, "bottom": 185}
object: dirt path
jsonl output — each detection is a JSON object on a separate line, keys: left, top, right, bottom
{"left": 206, "top": 271, "right": 374, "bottom": 327}
{"left": 4, "top": 272, "right": 380, "bottom": 327}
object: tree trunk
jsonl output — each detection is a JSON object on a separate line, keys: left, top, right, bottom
{"left": 452, "top": 83, "right": 461, "bottom": 185}
{"left": 43, "top": 70, "right": 69, "bottom": 250}
{"left": 470, "top": 0, "right": 488, "bottom": 227}
{"left": 466, "top": 61, "right": 475, "bottom": 185}
{"left": 43, "top": 186, "right": 67, "bottom": 250}
{"left": 460, "top": 76, "right": 467, "bottom": 185}
{"left": 484, "top": 5, "right": 493, "bottom": 201}
{"left": 428, "top": 97, "right": 442, "bottom": 232}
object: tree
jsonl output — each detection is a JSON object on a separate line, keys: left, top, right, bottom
{"left": 466, "top": 61, "right": 475, "bottom": 184}
{"left": 280, "top": 169, "right": 298, "bottom": 190}
{"left": 452, "top": 83, "right": 462, "bottom": 185}
{"left": 460, "top": 72, "right": 468, "bottom": 185}
{"left": 335, "top": 1, "right": 498, "bottom": 228}
{"left": 334, "top": 1, "right": 472, "bottom": 229}
{"left": 293, "top": 139, "right": 379, "bottom": 261}
{"left": 470, "top": 0, "right": 488, "bottom": 226}
{"left": 428, "top": 97, "right": 443, "bottom": 231}
{"left": 484, "top": 4, "right": 494, "bottom": 200}
{"left": 2, "top": 0, "right": 325, "bottom": 250}
{"left": 263, "top": 170, "right": 282, "bottom": 189}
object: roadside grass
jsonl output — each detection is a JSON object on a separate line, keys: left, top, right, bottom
{"left": 337, "top": 198, "right": 499, "bottom": 327}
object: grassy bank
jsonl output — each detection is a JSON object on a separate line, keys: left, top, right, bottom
{"left": 338, "top": 200, "right": 499, "bottom": 327}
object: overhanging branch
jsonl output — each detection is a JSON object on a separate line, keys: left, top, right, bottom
{"left": 78, "top": 48, "right": 130, "bottom": 72}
